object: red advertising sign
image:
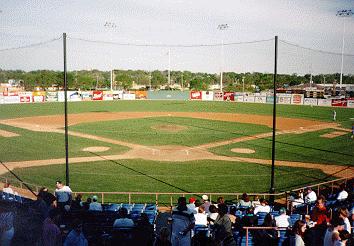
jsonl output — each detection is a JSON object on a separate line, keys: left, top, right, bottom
{"left": 92, "top": 91, "right": 103, "bottom": 100}
{"left": 223, "top": 92, "right": 235, "bottom": 101}
{"left": 331, "top": 99, "right": 347, "bottom": 107}
{"left": 20, "top": 96, "right": 31, "bottom": 103}
{"left": 190, "top": 91, "right": 202, "bottom": 100}
{"left": 3, "top": 91, "right": 18, "bottom": 96}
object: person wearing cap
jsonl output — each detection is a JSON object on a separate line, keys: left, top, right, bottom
{"left": 304, "top": 187, "right": 317, "bottom": 204}
{"left": 274, "top": 208, "right": 291, "bottom": 228}
{"left": 201, "top": 195, "right": 210, "bottom": 213}
{"left": 323, "top": 217, "right": 345, "bottom": 246}
{"left": 336, "top": 183, "right": 348, "bottom": 202}
{"left": 186, "top": 197, "right": 196, "bottom": 213}
{"left": 54, "top": 180, "right": 72, "bottom": 210}
{"left": 89, "top": 195, "right": 102, "bottom": 211}
{"left": 171, "top": 197, "right": 195, "bottom": 246}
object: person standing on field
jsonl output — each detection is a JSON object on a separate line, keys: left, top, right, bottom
{"left": 333, "top": 110, "right": 337, "bottom": 121}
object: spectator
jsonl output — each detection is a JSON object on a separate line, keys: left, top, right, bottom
{"left": 54, "top": 180, "right": 72, "bottom": 210}
{"left": 213, "top": 203, "right": 236, "bottom": 246}
{"left": 337, "top": 207, "right": 351, "bottom": 234}
{"left": 238, "top": 193, "right": 252, "bottom": 208}
{"left": 252, "top": 195, "right": 261, "bottom": 207}
{"left": 113, "top": 207, "right": 134, "bottom": 228}
{"left": 217, "top": 196, "right": 225, "bottom": 205}
{"left": 254, "top": 198, "right": 271, "bottom": 214}
{"left": 135, "top": 213, "right": 154, "bottom": 246}
{"left": 171, "top": 197, "right": 195, "bottom": 246}
{"left": 291, "top": 191, "right": 304, "bottom": 209}
{"left": 310, "top": 195, "right": 329, "bottom": 227}
{"left": 88, "top": 195, "right": 102, "bottom": 211}
{"left": 228, "top": 206, "right": 237, "bottom": 225}
{"left": 240, "top": 207, "right": 258, "bottom": 227}
{"left": 201, "top": 194, "right": 210, "bottom": 213}
{"left": 254, "top": 213, "right": 277, "bottom": 246}
{"left": 42, "top": 208, "right": 62, "bottom": 246}
{"left": 194, "top": 205, "right": 207, "bottom": 226}
{"left": 35, "top": 190, "right": 51, "bottom": 221}
{"left": 0, "top": 206, "right": 14, "bottom": 246}
{"left": 336, "top": 183, "right": 348, "bottom": 201}
{"left": 323, "top": 217, "right": 345, "bottom": 246}
{"left": 64, "top": 219, "right": 88, "bottom": 246}
{"left": 71, "top": 194, "right": 83, "bottom": 211}
{"left": 275, "top": 207, "right": 291, "bottom": 228}
{"left": 208, "top": 205, "right": 219, "bottom": 224}
{"left": 39, "top": 187, "right": 56, "bottom": 208}
{"left": 154, "top": 227, "right": 171, "bottom": 246}
{"left": 290, "top": 220, "right": 306, "bottom": 246}
{"left": 336, "top": 230, "right": 350, "bottom": 246}
{"left": 187, "top": 197, "right": 196, "bottom": 213}
{"left": 82, "top": 197, "right": 91, "bottom": 211}
{"left": 2, "top": 182, "right": 16, "bottom": 195}
{"left": 304, "top": 187, "right": 317, "bottom": 204}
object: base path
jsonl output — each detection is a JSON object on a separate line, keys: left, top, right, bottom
{"left": 0, "top": 112, "right": 352, "bottom": 180}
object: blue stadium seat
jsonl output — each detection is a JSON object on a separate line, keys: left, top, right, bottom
{"left": 270, "top": 211, "right": 279, "bottom": 217}
{"left": 105, "top": 203, "right": 121, "bottom": 212}
{"left": 240, "top": 232, "right": 253, "bottom": 246}
{"left": 15, "top": 195, "right": 23, "bottom": 203}
{"left": 278, "top": 229, "right": 288, "bottom": 246}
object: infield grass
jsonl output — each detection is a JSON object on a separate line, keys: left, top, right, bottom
{"left": 69, "top": 116, "right": 271, "bottom": 146}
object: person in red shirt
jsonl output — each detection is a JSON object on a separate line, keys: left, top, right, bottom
{"left": 311, "top": 195, "right": 329, "bottom": 226}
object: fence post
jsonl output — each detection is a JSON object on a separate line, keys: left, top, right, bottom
{"left": 102, "top": 193, "right": 104, "bottom": 204}
{"left": 156, "top": 194, "right": 158, "bottom": 206}
{"left": 246, "top": 228, "right": 249, "bottom": 246}
{"left": 129, "top": 193, "right": 131, "bottom": 204}
{"left": 170, "top": 196, "right": 173, "bottom": 207}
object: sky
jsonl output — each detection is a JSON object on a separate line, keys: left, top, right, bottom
{"left": 0, "top": 0, "right": 353, "bottom": 75}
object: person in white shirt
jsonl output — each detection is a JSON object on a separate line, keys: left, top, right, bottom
{"left": 54, "top": 180, "right": 72, "bottom": 210}
{"left": 336, "top": 183, "right": 348, "bottom": 201}
{"left": 338, "top": 207, "right": 351, "bottom": 234}
{"left": 2, "top": 182, "right": 17, "bottom": 195}
{"left": 113, "top": 207, "right": 134, "bottom": 228}
{"left": 254, "top": 198, "right": 271, "bottom": 214}
{"left": 323, "top": 217, "right": 345, "bottom": 246}
{"left": 304, "top": 187, "right": 317, "bottom": 204}
{"left": 89, "top": 195, "right": 102, "bottom": 211}
{"left": 208, "top": 205, "right": 219, "bottom": 225}
{"left": 194, "top": 205, "right": 207, "bottom": 226}
{"left": 275, "top": 208, "right": 291, "bottom": 228}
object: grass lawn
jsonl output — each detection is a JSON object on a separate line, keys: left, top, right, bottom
{"left": 69, "top": 116, "right": 271, "bottom": 146}
{"left": 0, "top": 124, "right": 129, "bottom": 162}
{"left": 1, "top": 100, "right": 353, "bottom": 128}
{"left": 0, "top": 159, "right": 333, "bottom": 202}
{"left": 209, "top": 129, "right": 354, "bottom": 166}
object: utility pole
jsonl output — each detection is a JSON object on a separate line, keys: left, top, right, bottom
{"left": 104, "top": 21, "right": 117, "bottom": 91}
{"left": 217, "top": 24, "right": 229, "bottom": 92}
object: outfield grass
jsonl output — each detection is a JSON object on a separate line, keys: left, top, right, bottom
{"left": 0, "top": 124, "right": 129, "bottom": 162}
{"left": 209, "top": 129, "right": 354, "bottom": 166}
{"left": 69, "top": 116, "right": 271, "bottom": 146}
{"left": 1, "top": 100, "right": 353, "bottom": 128}
{"left": 1, "top": 159, "right": 333, "bottom": 195}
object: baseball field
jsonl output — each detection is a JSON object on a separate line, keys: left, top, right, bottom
{"left": 0, "top": 100, "right": 353, "bottom": 203}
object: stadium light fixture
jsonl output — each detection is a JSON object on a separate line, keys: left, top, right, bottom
{"left": 217, "top": 24, "right": 229, "bottom": 92}
{"left": 336, "top": 9, "right": 352, "bottom": 86}
{"left": 104, "top": 21, "right": 117, "bottom": 90}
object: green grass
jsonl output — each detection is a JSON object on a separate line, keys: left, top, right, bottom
{"left": 1, "top": 100, "right": 353, "bottom": 128}
{"left": 209, "top": 129, "right": 354, "bottom": 166}
{"left": 0, "top": 124, "right": 129, "bottom": 162}
{"left": 69, "top": 116, "right": 271, "bottom": 146}
{"left": 0, "top": 159, "right": 333, "bottom": 195}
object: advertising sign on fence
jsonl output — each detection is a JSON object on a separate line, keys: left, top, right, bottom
{"left": 266, "top": 96, "right": 275, "bottom": 104}
{"left": 223, "top": 92, "right": 234, "bottom": 101}
{"left": 304, "top": 98, "right": 318, "bottom": 106}
{"left": 103, "top": 91, "right": 114, "bottom": 101}
{"left": 19, "top": 92, "right": 33, "bottom": 103}
{"left": 190, "top": 91, "right": 202, "bottom": 100}
{"left": 254, "top": 96, "right": 266, "bottom": 103}
{"left": 32, "top": 91, "right": 46, "bottom": 103}
{"left": 277, "top": 94, "right": 291, "bottom": 104}
{"left": 291, "top": 94, "right": 304, "bottom": 105}
{"left": 123, "top": 93, "right": 136, "bottom": 100}
{"left": 243, "top": 96, "right": 255, "bottom": 103}
{"left": 68, "top": 91, "right": 81, "bottom": 102}
{"left": 332, "top": 99, "right": 347, "bottom": 107}
{"left": 202, "top": 91, "right": 214, "bottom": 101}
{"left": 317, "top": 99, "right": 332, "bottom": 107}
{"left": 3, "top": 96, "right": 20, "bottom": 104}
{"left": 92, "top": 91, "right": 103, "bottom": 101}
{"left": 112, "top": 90, "right": 123, "bottom": 100}
{"left": 213, "top": 91, "right": 223, "bottom": 101}
{"left": 134, "top": 90, "right": 147, "bottom": 99}
{"left": 347, "top": 98, "right": 354, "bottom": 108}
{"left": 46, "top": 91, "right": 58, "bottom": 102}
{"left": 234, "top": 95, "right": 244, "bottom": 102}
{"left": 81, "top": 91, "right": 93, "bottom": 101}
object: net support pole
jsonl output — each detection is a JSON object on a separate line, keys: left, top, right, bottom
{"left": 270, "top": 36, "right": 278, "bottom": 203}
{"left": 63, "top": 33, "right": 69, "bottom": 186}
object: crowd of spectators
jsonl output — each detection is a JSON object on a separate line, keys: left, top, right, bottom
{"left": 1, "top": 179, "right": 353, "bottom": 246}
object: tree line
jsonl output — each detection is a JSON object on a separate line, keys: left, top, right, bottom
{"left": 0, "top": 69, "right": 353, "bottom": 91}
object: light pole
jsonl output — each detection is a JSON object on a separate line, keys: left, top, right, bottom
{"left": 104, "top": 21, "right": 117, "bottom": 91}
{"left": 336, "top": 9, "right": 352, "bottom": 86}
{"left": 217, "top": 24, "right": 229, "bottom": 92}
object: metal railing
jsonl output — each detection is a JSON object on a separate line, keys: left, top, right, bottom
{"left": 1, "top": 175, "right": 352, "bottom": 206}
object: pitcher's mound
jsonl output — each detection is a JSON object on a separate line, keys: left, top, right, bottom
{"left": 82, "top": 146, "right": 110, "bottom": 152}
{"left": 151, "top": 124, "right": 187, "bottom": 132}
{"left": 231, "top": 148, "right": 255, "bottom": 154}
